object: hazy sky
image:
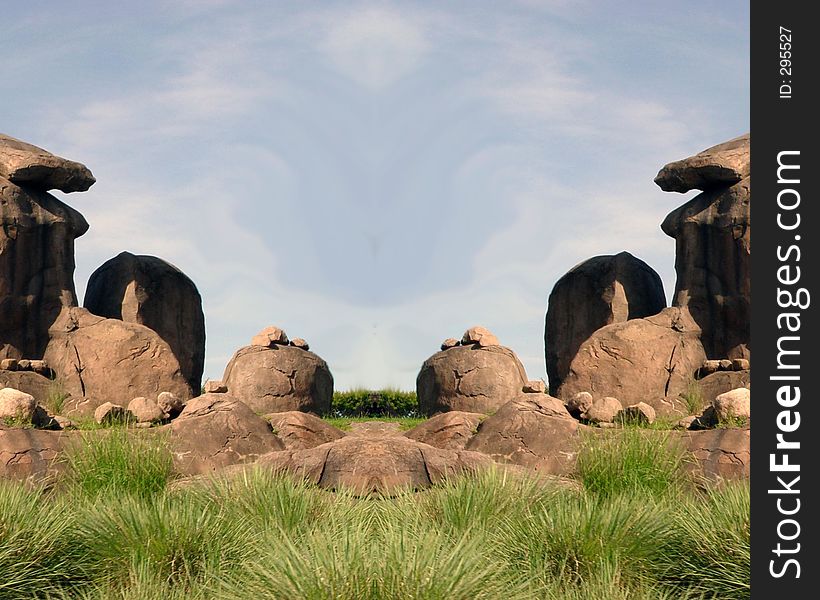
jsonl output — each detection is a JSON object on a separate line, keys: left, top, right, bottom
{"left": 2, "top": 0, "right": 749, "bottom": 391}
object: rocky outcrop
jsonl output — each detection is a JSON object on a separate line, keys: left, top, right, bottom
{"left": 258, "top": 435, "right": 493, "bottom": 496}
{"left": 0, "top": 370, "right": 54, "bottom": 408}
{"left": 0, "top": 177, "right": 89, "bottom": 360}
{"left": 404, "top": 411, "right": 485, "bottom": 450}
{"left": 657, "top": 135, "right": 751, "bottom": 360}
{"left": 222, "top": 329, "right": 333, "bottom": 414}
{"left": 0, "top": 134, "right": 96, "bottom": 193}
{"left": 170, "top": 393, "right": 284, "bottom": 475}
{"left": 265, "top": 411, "right": 345, "bottom": 450}
{"left": 465, "top": 393, "right": 583, "bottom": 475}
{"left": 557, "top": 308, "right": 707, "bottom": 415}
{"left": 694, "top": 370, "right": 750, "bottom": 409}
{"left": 0, "top": 426, "right": 66, "bottom": 486}
{"left": 681, "top": 427, "right": 750, "bottom": 483}
{"left": 43, "top": 307, "right": 192, "bottom": 415}
{"left": 417, "top": 328, "right": 529, "bottom": 416}
{"left": 83, "top": 252, "right": 206, "bottom": 392}
{"left": 545, "top": 252, "right": 666, "bottom": 394}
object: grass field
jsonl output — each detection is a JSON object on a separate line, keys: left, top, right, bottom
{"left": 0, "top": 427, "right": 749, "bottom": 599}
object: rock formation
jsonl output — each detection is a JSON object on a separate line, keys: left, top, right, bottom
{"left": 544, "top": 252, "right": 666, "bottom": 393}
{"left": 84, "top": 251, "right": 206, "bottom": 391}
{"left": 403, "top": 411, "right": 485, "bottom": 450}
{"left": 417, "top": 327, "right": 529, "bottom": 416}
{"left": 557, "top": 307, "right": 707, "bottom": 415}
{"left": 656, "top": 134, "right": 750, "bottom": 360}
{"left": 0, "top": 134, "right": 96, "bottom": 193}
{"left": 265, "top": 411, "right": 345, "bottom": 450}
{"left": 222, "top": 327, "right": 333, "bottom": 414}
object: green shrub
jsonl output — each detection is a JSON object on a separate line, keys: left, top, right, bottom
{"left": 331, "top": 388, "right": 418, "bottom": 417}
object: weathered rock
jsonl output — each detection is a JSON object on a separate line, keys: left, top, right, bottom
{"left": 28, "top": 359, "right": 50, "bottom": 376}
{"left": 93, "top": 402, "right": 133, "bottom": 425}
{"left": 170, "top": 393, "right": 284, "bottom": 475}
{"left": 545, "top": 252, "right": 666, "bottom": 394}
{"left": 404, "top": 411, "right": 485, "bottom": 450}
{"left": 690, "top": 405, "right": 718, "bottom": 430}
{"left": 719, "top": 359, "right": 733, "bottom": 371}
{"left": 0, "top": 133, "right": 96, "bottom": 193}
{"left": 17, "top": 360, "right": 31, "bottom": 370}
{"left": 265, "top": 411, "right": 345, "bottom": 450}
{"left": 732, "top": 358, "right": 750, "bottom": 371}
{"left": 127, "top": 397, "right": 166, "bottom": 424}
{"left": 0, "top": 426, "right": 66, "bottom": 485}
{"left": 258, "top": 435, "right": 493, "bottom": 495}
{"left": 566, "top": 391, "right": 593, "bottom": 419}
{"left": 682, "top": 427, "right": 750, "bottom": 483}
{"left": 440, "top": 338, "right": 460, "bottom": 350}
{"left": 221, "top": 344, "right": 333, "bottom": 414}
{"left": 616, "top": 402, "right": 656, "bottom": 425}
{"left": 157, "top": 391, "right": 184, "bottom": 418}
{"left": 1, "top": 178, "right": 88, "bottom": 360}
{"left": 83, "top": 251, "right": 206, "bottom": 393}
{"left": 43, "top": 307, "right": 192, "bottom": 416}
{"left": 693, "top": 370, "right": 750, "bottom": 410}
{"left": 0, "top": 370, "right": 54, "bottom": 408}
{"left": 654, "top": 134, "right": 749, "bottom": 193}
{"left": 348, "top": 421, "right": 402, "bottom": 436}
{"left": 661, "top": 177, "right": 750, "bottom": 360}
{"left": 203, "top": 380, "right": 227, "bottom": 394}
{"left": 53, "top": 415, "right": 75, "bottom": 429}
{"left": 523, "top": 380, "right": 546, "bottom": 394}
{"left": 713, "top": 388, "right": 750, "bottom": 423}
{"left": 699, "top": 359, "right": 721, "bottom": 376}
{"left": 676, "top": 416, "right": 697, "bottom": 429}
{"left": 417, "top": 344, "right": 529, "bottom": 416}
{"left": 0, "top": 388, "right": 37, "bottom": 422}
{"left": 289, "top": 338, "right": 309, "bottom": 350}
{"left": 558, "top": 308, "right": 707, "bottom": 415}
{"left": 465, "top": 394, "right": 582, "bottom": 475}
{"left": 250, "top": 326, "right": 289, "bottom": 348}
{"left": 461, "top": 326, "right": 500, "bottom": 347}
{"left": 0, "top": 359, "right": 17, "bottom": 370}
{"left": 584, "top": 396, "right": 622, "bottom": 424}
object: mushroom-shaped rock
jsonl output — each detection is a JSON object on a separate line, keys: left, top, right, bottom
{"left": 545, "top": 252, "right": 666, "bottom": 394}
{"left": 221, "top": 344, "right": 333, "bottom": 414}
{"left": 289, "top": 338, "right": 309, "bottom": 350}
{"left": 465, "top": 393, "right": 582, "bottom": 475}
{"left": 170, "top": 393, "right": 284, "bottom": 475}
{"left": 416, "top": 344, "right": 529, "bottom": 416}
{"left": 265, "top": 411, "right": 345, "bottom": 450}
{"left": 1, "top": 178, "right": 89, "bottom": 360}
{"left": 557, "top": 308, "right": 707, "bottom": 416}
{"left": 404, "top": 411, "right": 485, "bottom": 450}
{"left": 0, "top": 133, "right": 96, "bottom": 193}
{"left": 654, "top": 134, "right": 749, "bottom": 193}
{"left": 83, "top": 252, "right": 206, "bottom": 393}
{"left": 258, "top": 435, "right": 493, "bottom": 496}
{"left": 43, "top": 308, "right": 192, "bottom": 416}
{"left": 661, "top": 177, "right": 750, "bottom": 360}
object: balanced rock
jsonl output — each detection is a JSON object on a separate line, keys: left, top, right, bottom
{"left": 265, "top": 411, "right": 345, "bottom": 450}
{"left": 44, "top": 307, "right": 192, "bottom": 415}
{"left": 654, "top": 134, "right": 749, "bottom": 193}
{"left": 465, "top": 393, "right": 581, "bottom": 475}
{"left": 545, "top": 252, "right": 666, "bottom": 394}
{"left": 170, "top": 393, "right": 284, "bottom": 475}
{"left": 289, "top": 338, "right": 309, "bottom": 350}
{"left": 440, "top": 338, "right": 460, "bottom": 350}
{"left": 222, "top": 343, "right": 333, "bottom": 414}
{"left": 417, "top": 342, "right": 529, "bottom": 416}
{"left": 84, "top": 252, "right": 206, "bottom": 393}
{"left": 0, "top": 388, "right": 37, "bottom": 422}
{"left": 0, "top": 133, "right": 96, "bottom": 193}
{"left": 558, "top": 307, "right": 707, "bottom": 415}
{"left": 660, "top": 164, "right": 750, "bottom": 360}
{"left": 251, "top": 326, "right": 289, "bottom": 348}
{"left": 461, "top": 326, "right": 500, "bottom": 347}
{"left": 404, "top": 411, "right": 485, "bottom": 450}
{"left": 1, "top": 177, "right": 89, "bottom": 360}
{"left": 713, "top": 388, "right": 750, "bottom": 423}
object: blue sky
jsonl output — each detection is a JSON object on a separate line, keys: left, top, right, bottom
{"left": 1, "top": 0, "right": 749, "bottom": 390}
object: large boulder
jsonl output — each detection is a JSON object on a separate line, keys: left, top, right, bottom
{"left": 545, "top": 252, "right": 666, "bottom": 393}
{"left": 43, "top": 308, "right": 192, "bottom": 415}
{"left": 0, "top": 426, "right": 66, "bottom": 485}
{"left": 258, "top": 435, "right": 493, "bottom": 496}
{"left": 221, "top": 342, "right": 333, "bottom": 415}
{"left": 654, "top": 134, "right": 749, "bottom": 193}
{"left": 83, "top": 252, "right": 205, "bottom": 392}
{"left": 557, "top": 308, "right": 707, "bottom": 415}
{"left": 417, "top": 333, "right": 529, "bottom": 416}
{"left": 0, "top": 177, "right": 88, "bottom": 360}
{"left": 465, "top": 393, "right": 583, "bottom": 475}
{"left": 658, "top": 139, "right": 750, "bottom": 360}
{"left": 0, "top": 133, "right": 96, "bottom": 193}
{"left": 681, "top": 427, "right": 750, "bottom": 483}
{"left": 170, "top": 393, "right": 284, "bottom": 475}
{"left": 404, "top": 411, "right": 485, "bottom": 450}
{"left": 265, "top": 411, "right": 345, "bottom": 450}
{"left": 0, "top": 388, "right": 37, "bottom": 422}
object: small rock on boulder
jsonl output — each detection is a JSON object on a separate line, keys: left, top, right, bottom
{"left": 0, "top": 133, "right": 96, "bottom": 192}
{"left": 203, "top": 380, "right": 227, "bottom": 394}
{"left": 251, "top": 326, "right": 289, "bottom": 348}
{"left": 654, "top": 134, "right": 749, "bottom": 193}
{"left": 265, "top": 411, "right": 345, "bottom": 450}
{"left": 440, "top": 338, "right": 460, "bottom": 350}
{"left": 404, "top": 411, "right": 485, "bottom": 450}
{"left": 566, "top": 391, "right": 593, "bottom": 419}
{"left": 461, "top": 326, "right": 500, "bottom": 347}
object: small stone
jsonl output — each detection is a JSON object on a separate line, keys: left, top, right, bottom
{"left": 250, "top": 326, "right": 289, "bottom": 348}
{"left": 0, "top": 388, "right": 37, "bottom": 422}
{"left": 157, "top": 391, "right": 184, "bottom": 418}
{"left": 584, "top": 396, "right": 622, "bottom": 424}
{"left": 0, "top": 359, "right": 18, "bottom": 371}
{"left": 616, "top": 402, "right": 656, "bottom": 425}
{"left": 17, "top": 359, "right": 31, "bottom": 371}
{"left": 676, "top": 415, "right": 697, "bottom": 429}
{"left": 713, "top": 388, "right": 750, "bottom": 423}
{"left": 94, "top": 402, "right": 134, "bottom": 425}
{"left": 54, "top": 415, "right": 76, "bottom": 429}
{"left": 691, "top": 406, "right": 718, "bottom": 430}
{"left": 440, "top": 338, "right": 460, "bottom": 350}
{"left": 522, "top": 380, "right": 546, "bottom": 394}
{"left": 566, "top": 391, "right": 593, "bottom": 419}
{"left": 461, "top": 326, "right": 500, "bottom": 347}
{"left": 134, "top": 422, "right": 153, "bottom": 429}
{"left": 289, "top": 338, "right": 310, "bottom": 350}
{"left": 719, "top": 359, "right": 733, "bottom": 371}
{"left": 203, "top": 380, "right": 228, "bottom": 394}
{"left": 28, "top": 359, "right": 50, "bottom": 376}
{"left": 598, "top": 422, "right": 616, "bottom": 429}
{"left": 127, "top": 396, "right": 166, "bottom": 423}
{"left": 732, "top": 358, "right": 750, "bottom": 371}
{"left": 700, "top": 359, "right": 721, "bottom": 376}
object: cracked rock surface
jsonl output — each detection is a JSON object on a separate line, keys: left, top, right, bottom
{"left": 43, "top": 307, "right": 191, "bottom": 416}
{"left": 0, "top": 426, "right": 66, "bottom": 486}
{"left": 265, "top": 410, "right": 345, "bottom": 450}
{"left": 404, "top": 411, "right": 485, "bottom": 450}
{"left": 680, "top": 427, "right": 750, "bottom": 483}
{"left": 557, "top": 307, "right": 706, "bottom": 416}
{"left": 222, "top": 344, "right": 333, "bottom": 414}
{"left": 416, "top": 344, "right": 528, "bottom": 416}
